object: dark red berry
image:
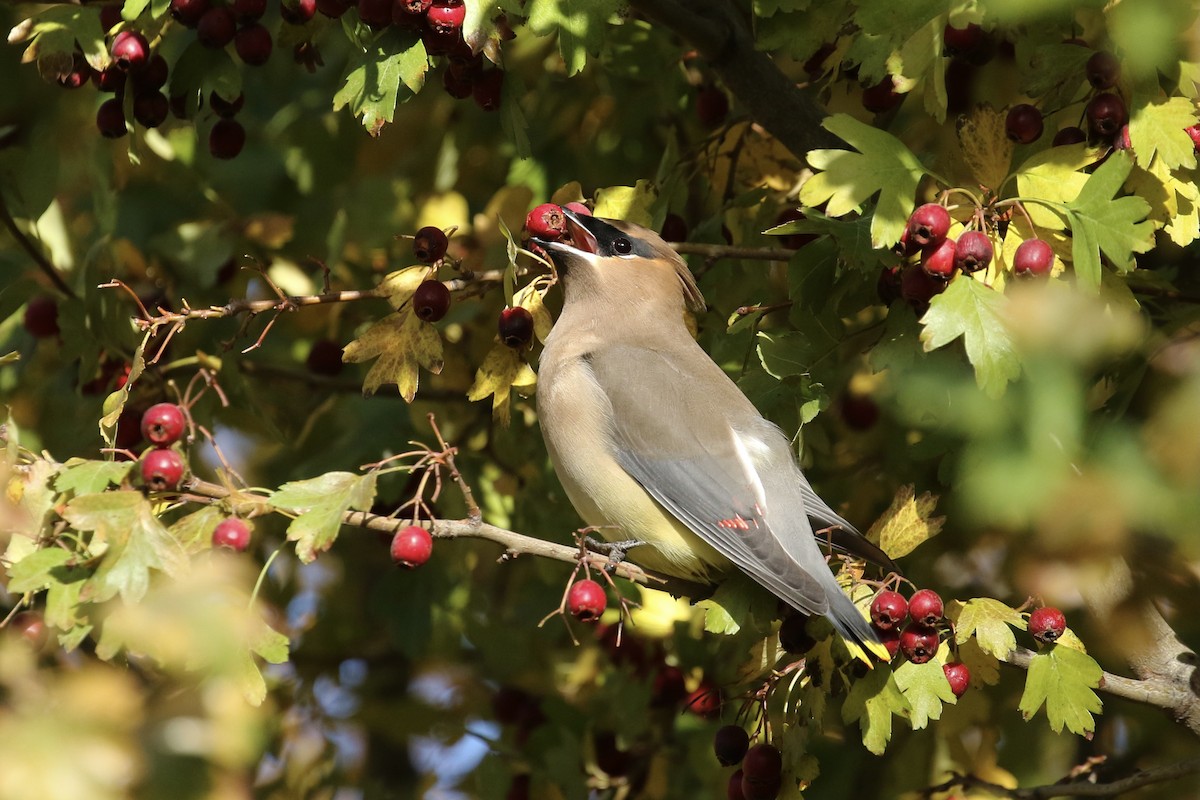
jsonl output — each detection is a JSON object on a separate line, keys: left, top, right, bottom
{"left": 93, "top": 66, "right": 126, "bottom": 93}
{"left": 728, "top": 770, "right": 747, "bottom": 800}
{"left": 779, "top": 613, "right": 816, "bottom": 653}
{"left": 696, "top": 85, "right": 729, "bottom": 127}
{"left": 1029, "top": 606, "right": 1067, "bottom": 643}
{"left": 714, "top": 725, "right": 751, "bottom": 767}
{"left": 413, "top": 226, "right": 449, "bottom": 263}
{"left": 399, "top": 0, "right": 432, "bottom": 12}
{"left": 115, "top": 408, "right": 142, "bottom": 451}
{"left": 99, "top": 4, "right": 123, "bottom": 32}
{"left": 1185, "top": 125, "right": 1200, "bottom": 154}
{"left": 97, "top": 98, "right": 127, "bottom": 138}
{"left": 803, "top": 43, "right": 834, "bottom": 78}
{"left": 443, "top": 67, "right": 474, "bottom": 99}
{"left": 498, "top": 307, "right": 534, "bottom": 349}
{"left": 525, "top": 204, "right": 566, "bottom": 240}
{"left": 412, "top": 280, "right": 452, "bottom": 322}
{"left": 426, "top": 0, "right": 466, "bottom": 33}
{"left": 900, "top": 264, "right": 945, "bottom": 313}
{"left": 954, "top": 230, "right": 993, "bottom": 273}
{"left": 908, "top": 589, "right": 944, "bottom": 626}
{"left": 567, "top": 579, "right": 606, "bottom": 621}
{"left": 921, "top": 236, "right": 957, "bottom": 280}
{"left": 774, "top": 208, "right": 817, "bottom": 249}
{"left": 111, "top": 31, "right": 149, "bottom": 70}
{"left": 1086, "top": 92, "right": 1127, "bottom": 138}
{"left": 357, "top": 0, "right": 393, "bottom": 28}
{"left": 140, "top": 449, "right": 186, "bottom": 492}
{"left": 209, "top": 91, "right": 244, "bottom": 118}
{"left": 1013, "top": 237, "right": 1054, "bottom": 277}
{"left": 651, "top": 665, "right": 687, "bottom": 708}
{"left": 861, "top": 76, "right": 901, "bottom": 113}
{"left": 9, "top": 610, "right": 49, "bottom": 650}
{"left": 906, "top": 203, "right": 951, "bottom": 248}
{"left": 684, "top": 680, "right": 722, "bottom": 719}
{"left": 1085, "top": 51, "right": 1120, "bottom": 90}
{"left": 472, "top": 69, "right": 504, "bottom": 111}
{"left": 305, "top": 339, "right": 344, "bottom": 376}
{"left": 141, "top": 403, "right": 186, "bottom": 445}
{"left": 1005, "top": 103, "right": 1044, "bottom": 144}
{"left": 877, "top": 265, "right": 903, "bottom": 305}
{"left": 943, "top": 662, "right": 971, "bottom": 697}
{"left": 233, "top": 0, "right": 267, "bottom": 21}
{"left": 212, "top": 517, "right": 252, "bottom": 551}
{"left": 170, "top": 91, "right": 199, "bottom": 120}
{"left": 56, "top": 52, "right": 93, "bottom": 89}
{"left": 235, "top": 24, "right": 273, "bottom": 65}
{"left": 660, "top": 212, "right": 688, "bottom": 242}
{"left": 593, "top": 731, "right": 632, "bottom": 777}
{"left": 741, "top": 744, "right": 783, "bottom": 800}
{"left": 318, "top": 0, "right": 352, "bottom": 16}
{"left": 197, "top": 6, "right": 236, "bottom": 47}
{"left": 133, "top": 91, "right": 169, "bottom": 128}
{"left": 870, "top": 590, "right": 908, "bottom": 631}
{"left": 943, "top": 23, "right": 985, "bottom": 57}
{"left": 899, "top": 623, "right": 940, "bottom": 664}
{"left": 170, "top": 0, "right": 210, "bottom": 27}
{"left": 132, "top": 53, "right": 168, "bottom": 90}
{"left": 839, "top": 392, "right": 879, "bottom": 430}
{"left": 209, "top": 119, "right": 246, "bottom": 159}
{"left": 281, "top": 0, "right": 317, "bottom": 24}
{"left": 293, "top": 41, "right": 323, "bottom": 72}
{"left": 23, "top": 296, "right": 59, "bottom": 338}
{"left": 879, "top": 626, "right": 901, "bottom": 659}
{"left": 390, "top": 524, "right": 433, "bottom": 567}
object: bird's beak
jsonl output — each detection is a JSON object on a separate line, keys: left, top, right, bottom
{"left": 533, "top": 207, "right": 604, "bottom": 262}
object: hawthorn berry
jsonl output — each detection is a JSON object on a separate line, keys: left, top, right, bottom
{"left": 197, "top": 6, "right": 237, "bottom": 48}
{"left": 209, "top": 119, "right": 246, "bottom": 159}
{"left": 141, "top": 449, "right": 186, "bottom": 492}
{"left": 1029, "top": 606, "right": 1067, "bottom": 643}
{"left": 906, "top": 203, "right": 951, "bottom": 248}
{"left": 390, "top": 524, "right": 433, "bottom": 568}
{"left": 57, "top": 53, "right": 93, "bottom": 89}
{"left": 593, "top": 731, "right": 632, "bottom": 777}
{"left": 1185, "top": 125, "right": 1200, "bottom": 154}
{"left": 426, "top": 0, "right": 466, "bottom": 34}
{"left": 563, "top": 201, "right": 591, "bottom": 217}
{"left": 412, "top": 280, "right": 452, "bottom": 322}
{"left": 99, "top": 4, "right": 124, "bottom": 32}
{"left": 870, "top": 590, "right": 908, "bottom": 631}
{"left": 1052, "top": 126, "right": 1087, "bottom": 146}
{"left": 9, "top": 610, "right": 49, "bottom": 650}
{"left": 93, "top": 66, "right": 126, "bottom": 93}
{"left": 954, "top": 230, "right": 993, "bottom": 273}
{"left": 115, "top": 408, "right": 143, "bottom": 451}
{"left": 97, "top": 98, "right": 128, "bottom": 138}
{"left": 908, "top": 589, "right": 944, "bottom": 626}
{"left": 318, "top": 0, "right": 352, "bottom": 17}
{"left": 472, "top": 69, "right": 504, "bottom": 111}
{"left": 1085, "top": 51, "right": 1120, "bottom": 90}
{"left": 1005, "top": 103, "right": 1044, "bottom": 144}
{"left": 525, "top": 203, "right": 566, "bottom": 240}
{"left": 235, "top": 24, "right": 273, "bottom": 66}
{"left": 358, "top": 0, "right": 393, "bottom": 29}
{"left": 567, "top": 579, "right": 607, "bottom": 622}
{"left": 713, "top": 725, "right": 750, "bottom": 766}
{"left": 305, "top": 339, "right": 344, "bottom": 376}
{"left": 498, "top": 307, "right": 535, "bottom": 349}
{"left": 660, "top": 212, "right": 688, "bottom": 242}
{"left": 170, "top": 0, "right": 210, "bottom": 27}
{"left": 861, "top": 76, "right": 901, "bottom": 113}
{"left": 23, "top": 296, "right": 60, "bottom": 338}
{"left": 921, "top": 236, "right": 957, "bottom": 280}
{"left": 651, "top": 665, "right": 688, "bottom": 708}
{"left": 111, "top": 30, "right": 149, "bottom": 70}
{"left": 943, "top": 23, "right": 985, "bottom": 58}
{"left": 728, "top": 770, "right": 747, "bottom": 800}
{"left": 133, "top": 54, "right": 169, "bottom": 91}
{"left": 233, "top": 0, "right": 267, "bottom": 20}
{"left": 839, "top": 391, "right": 880, "bottom": 431}
{"left": 1086, "top": 92, "right": 1127, "bottom": 137}
{"left": 877, "top": 264, "right": 903, "bottom": 305}
{"left": 212, "top": 517, "right": 252, "bottom": 551}
{"left": 900, "top": 264, "right": 946, "bottom": 313}
{"left": 133, "top": 91, "right": 169, "bottom": 128}
{"left": 696, "top": 85, "right": 730, "bottom": 127}
{"left": 210, "top": 91, "right": 245, "bottom": 118}
{"left": 943, "top": 662, "right": 971, "bottom": 697}
{"left": 778, "top": 613, "right": 816, "bottom": 654}
{"left": 685, "top": 680, "right": 722, "bottom": 719}
{"left": 1115, "top": 124, "right": 1132, "bottom": 151}
{"left": 281, "top": 0, "right": 317, "bottom": 24}
{"left": 899, "top": 623, "right": 940, "bottom": 664}
{"left": 413, "top": 226, "right": 449, "bottom": 262}
{"left": 141, "top": 403, "right": 186, "bottom": 445}
{"left": 443, "top": 67, "right": 473, "bottom": 99}
{"left": 1013, "top": 237, "right": 1054, "bottom": 277}
{"left": 741, "top": 744, "right": 783, "bottom": 800}
{"left": 879, "top": 626, "right": 901, "bottom": 659}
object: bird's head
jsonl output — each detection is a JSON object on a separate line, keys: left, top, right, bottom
{"left": 534, "top": 208, "right": 706, "bottom": 314}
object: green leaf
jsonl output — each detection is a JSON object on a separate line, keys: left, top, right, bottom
{"left": 270, "top": 472, "right": 377, "bottom": 563}
{"left": 799, "top": 114, "right": 928, "bottom": 248}
{"left": 64, "top": 491, "right": 188, "bottom": 603}
{"left": 894, "top": 658, "right": 956, "bottom": 729}
{"left": 499, "top": 69, "right": 531, "bottom": 160}
{"left": 920, "top": 278, "right": 1020, "bottom": 398}
{"left": 7, "top": 547, "right": 73, "bottom": 594}
{"left": 525, "top": 0, "right": 621, "bottom": 76}
{"left": 696, "top": 575, "right": 774, "bottom": 636}
{"left": 54, "top": 458, "right": 132, "bottom": 496}
{"left": 1018, "top": 645, "right": 1103, "bottom": 736}
{"left": 952, "top": 597, "right": 1025, "bottom": 659}
{"left": 333, "top": 30, "right": 427, "bottom": 135}
{"left": 841, "top": 665, "right": 910, "bottom": 754}
{"left": 1129, "top": 95, "right": 1198, "bottom": 171}
{"left": 756, "top": 331, "right": 812, "bottom": 380}
{"left": 1062, "top": 151, "right": 1155, "bottom": 291}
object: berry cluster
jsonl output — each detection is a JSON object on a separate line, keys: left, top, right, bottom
{"left": 713, "top": 731, "right": 782, "bottom": 800}
{"left": 1005, "top": 48, "right": 1130, "bottom": 150}
{"left": 137, "top": 402, "right": 188, "bottom": 492}
{"left": 869, "top": 588, "right": 971, "bottom": 697}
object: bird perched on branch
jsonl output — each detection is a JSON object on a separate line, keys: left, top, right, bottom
{"left": 533, "top": 207, "right": 891, "bottom": 657}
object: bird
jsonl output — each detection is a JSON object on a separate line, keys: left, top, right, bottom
{"left": 533, "top": 207, "right": 891, "bottom": 656}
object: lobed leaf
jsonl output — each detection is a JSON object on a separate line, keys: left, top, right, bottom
{"left": 342, "top": 308, "right": 444, "bottom": 400}
{"left": 467, "top": 343, "right": 537, "bottom": 424}
{"left": 270, "top": 472, "right": 377, "bottom": 563}
{"left": 920, "top": 277, "right": 1021, "bottom": 398}
{"left": 1018, "top": 645, "right": 1103, "bottom": 736}
{"left": 894, "top": 658, "right": 957, "bottom": 729}
{"left": 1062, "top": 152, "right": 1155, "bottom": 292}
{"left": 865, "top": 484, "right": 944, "bottom": 559}
{"left": 952, "top": 597, "right": 1025, "bottom": 659}
{"left": 841, "top": 664, "right": 910, "bottom": 754}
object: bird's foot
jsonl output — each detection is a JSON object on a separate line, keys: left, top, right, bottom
{"left": 583, "top": 537, "right": 645, "bottom": 572}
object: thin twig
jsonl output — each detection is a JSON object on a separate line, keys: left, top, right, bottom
{"left": 427, "top": 413, "right": 481, "bottom": 524}
{"left": 920, "top": 756, "right": 1200, "bottom": 799}
{"left": 0, "top": 192, "right": 76, "bottom": 298}
{"left": 671, "top": 242, "right": 797, "bottom": 261}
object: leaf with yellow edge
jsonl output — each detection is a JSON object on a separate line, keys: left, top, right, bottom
{"left": 467, "top": 343, "right": 537, "bottom": 424}
{"left": 377, "top": 265, "right": 433, "bottom": 309}
{"left": 594, "top": 180, "right": 657, "bottom": 226}
{"left": 513, "top": 281, "right": 555, "bottom": 343}
{"left": 1129, "top": 95, "right": 1197, "bottom": 171}
{"left": 841, "top": 663, "right": 910, "bottom": 755}
{"left": 956, "top": 105, "right": 1013, "bottom": 191}
{"left": 950, "top": 597, "right": 1025, "bottom": 659}
{"left": 1013, "top": 143, "right": 1094, "bottom": 230}
{"left": 865, "top": 484, "right": 944, "bottom": 559}
{"left": 342, "top": 308, "right": 444, "bottom": 400}
{"left": 1166, "top": 190, "right": 1199, "bottom": 246}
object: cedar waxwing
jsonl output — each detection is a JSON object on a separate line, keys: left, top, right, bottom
{"left": 535, "top": 208, "right": 889, "bottom": 653}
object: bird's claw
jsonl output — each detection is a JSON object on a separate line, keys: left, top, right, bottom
{"left": 583, "top": 537, "right": 645, "bottom": 572}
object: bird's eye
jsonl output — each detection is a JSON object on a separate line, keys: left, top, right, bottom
{"left": 612, "top": 237, "right": 633, "bottom": 255}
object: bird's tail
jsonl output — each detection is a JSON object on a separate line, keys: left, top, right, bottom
{"left": 826, "top": 585, "right": 891, "bottom": 665}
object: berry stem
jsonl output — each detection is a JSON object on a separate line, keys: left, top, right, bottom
{"left": 248, "top": 543, "right": 287, "bottom": 607}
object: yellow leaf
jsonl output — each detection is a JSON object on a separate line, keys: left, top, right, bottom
{"left": 594, "top": 180, "right": 657, "bottom": 226}
{"left": 513, "top": 281, "right": 554, "bottom": 343}
{"left": 467, "top": 343, "right": 536, "bottom": 423}
{"left": 342, "top": 309, "right": 443, "bottom": 400}
{"left": 550, "top": 181, "right": 586, "bottom": 206}
{"left": 473, "top": 184, "right": 534, "bottom": 249}
{"left": 377, "top": 265, "right": 432, "bottom": 309}
{"left": 956, "top": 105, "right": 1013, "bottom": 191}
{"left": 416, "top": 191, "right": 470, "bottom": 233}
{"left": 241, "top": 213, "right": 295, "bottom": 248}
{"left": 865, "top": 484, "right": 944, "bottom": 559}
{"left": 1014, "top": 144, "right": 1095, "bottom": 230}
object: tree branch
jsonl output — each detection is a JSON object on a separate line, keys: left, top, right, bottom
{"left": 0, "top": 191, "right": 76, "bottom": 299}
{"left": 923, "top": 756, "right": 1200, "bottom": 799}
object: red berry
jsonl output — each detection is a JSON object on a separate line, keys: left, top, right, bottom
{"left": 651, "top": 665, "right": 687, "bottom": 708}
{"left": 212, "top": 517, "right": 251, "bottom": 551}
{"left": 498, "top": 307, "right": 535, "bottom": 349}
{"left": 413, "top": 226, "right": 449, "bottom": 263}
{"left": 563, "top": 202, "right": 592, "bottom": 217}
{"left": 93, "top": 66, "right": 126, "bottom": 93}
{"left": 593, "top": 731, "right": 632, "bottom": 776}
{"left": 1086, "top": 93, "right": 1127, "bottom": 138}
{"left": 899, "top": 623, "right": 940, "bottom": 664}
{"left": 877, "top": 264, "right": 903, "bottom": 305}
{"left": 879, "top": 626, "right": 901, "bottom": 659}
{"left": 426, "top": 0, "right": 466, "bottom": 33}
{"left": 714, "top": 725, "right": 750, "bottom": 766}
{"left": 567, "top": 579, "right": 606, "bottom": 621}
{"left": 861, "top": 76, "right": 901, "bottom": 113}
{"left": 774, "top": 208, "right": 817, "bottom": 249}
{"left": 1051, "top": 125, "right": 1087, "bottom": 147}
{"left": 210, "top": 91, "right": 245, "bottom": 118}
{"left": 741, "top": 744, "right": 783, "bottom": 800}
{"left": 133, "top": 91, "right": 169, "bottom": 128}
{"left": 141, "top": 403, "right": 186, "bottom": 445}
{"left": 390, "top": 525, "right": 433, "bottom": 568}
{"left": 99, "top": 4, "right": 123, "bottom": 32}
{"left": 170, "top": 0, "right": 210, "bottom": 27}
{"left": 1115, "top": 124, "right": 1132, "bottom": 151}
{"left": 132, "top": 54, "right": 169, "bottom": 91}
{"left": 900, "top": 264, "right": 946, "bottom": 313}
{"left": 358, "top": 0, "right": 393, "bottom": 28}
{"left": 23, "top": 296, "right": 60, "bottom": 338}
{"left": 921, "top": 236, "right": 957, "bottom": 280}
{"left": 1085, "top": 51, "right": 1120, "bottom": 90}
{"left": 943, "top": 23, "right": 985, "bottom": 57}
{"left": 954, "top": 230, "right": 993, "bottom": 274}
{"left": 233, "top": 0, "right": 267, "bottom": 21}
{"left": 1029, "top": 606, "right": 1067, "bottom": 643}
{"left": 1185, "top": 125, "right": 1200, "bottom": 154}
{"left": 209, "top": 119, "right": 246, "bottom": 159}
{"left": 906, "top": 203, "right": 951, "bottom": 248}
{"left": 728, "top": 770, "right": 747, "bottom": 800}
{"left": 111, "top": 31, "right": 149, "bottom": 70}
{"left": 684, "top": 680, "right": 722, "bottom": 719}
{"left": 660, "top": 212, "right": 688, "bottom": 242}
{"left": 696, "top": 85, "right": 730, "bottom": 127}
{"left": 197, "top": 6, "right": 237, "bottom": 48}
{"left": 870, "top": 590, "right": 908, "bottom": 631}
{"left": 281, "top": 0, "right": 317, "bottom": 24}
{"left": 472, "top": 69, "right": 504, "bottom": 111}
{"left": 943, "top": 662, "right": 971, "bottom": 697}
{"left": 839, "top": 392, "right": 879, "bottom": 431}
{"left": 1013, "top": 237, "right": 1054, "bottom": 277}
{"left": 412, "top": 280, "right": 451, "bottom": 322}
{"left": 318, "top": 0, "right": 352, "bottom": 16}
{"left": 140, "top": 449, "right": 186, "bottom": 492}
{"left": 9, "top": 610, "right": 49, "bottom": 649}
{"left": 778, "top": 613, "right": 816, "bottom": 653}
{"left": 56, "top": 52, "right": 93, "bottom": 89}
{"left": 235, "top": 24, "right": 273, "bottom": 65}
{"left": 305, "top": 339, "right": 344, "bottom": 376}
{"left": 443, "top": 67, "right": 474, "bottom": 99}
{"left": 97, "top": 98, "right": 128, "bottom": 138}
{"left": 908, "top": 589, "right": 944, "bottom": 626}
{"left": 1005, "top": 103, "right": 1044, "bottom": 144}
{"left": 525, "top": 203, "right": 566, "bottom": 240}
